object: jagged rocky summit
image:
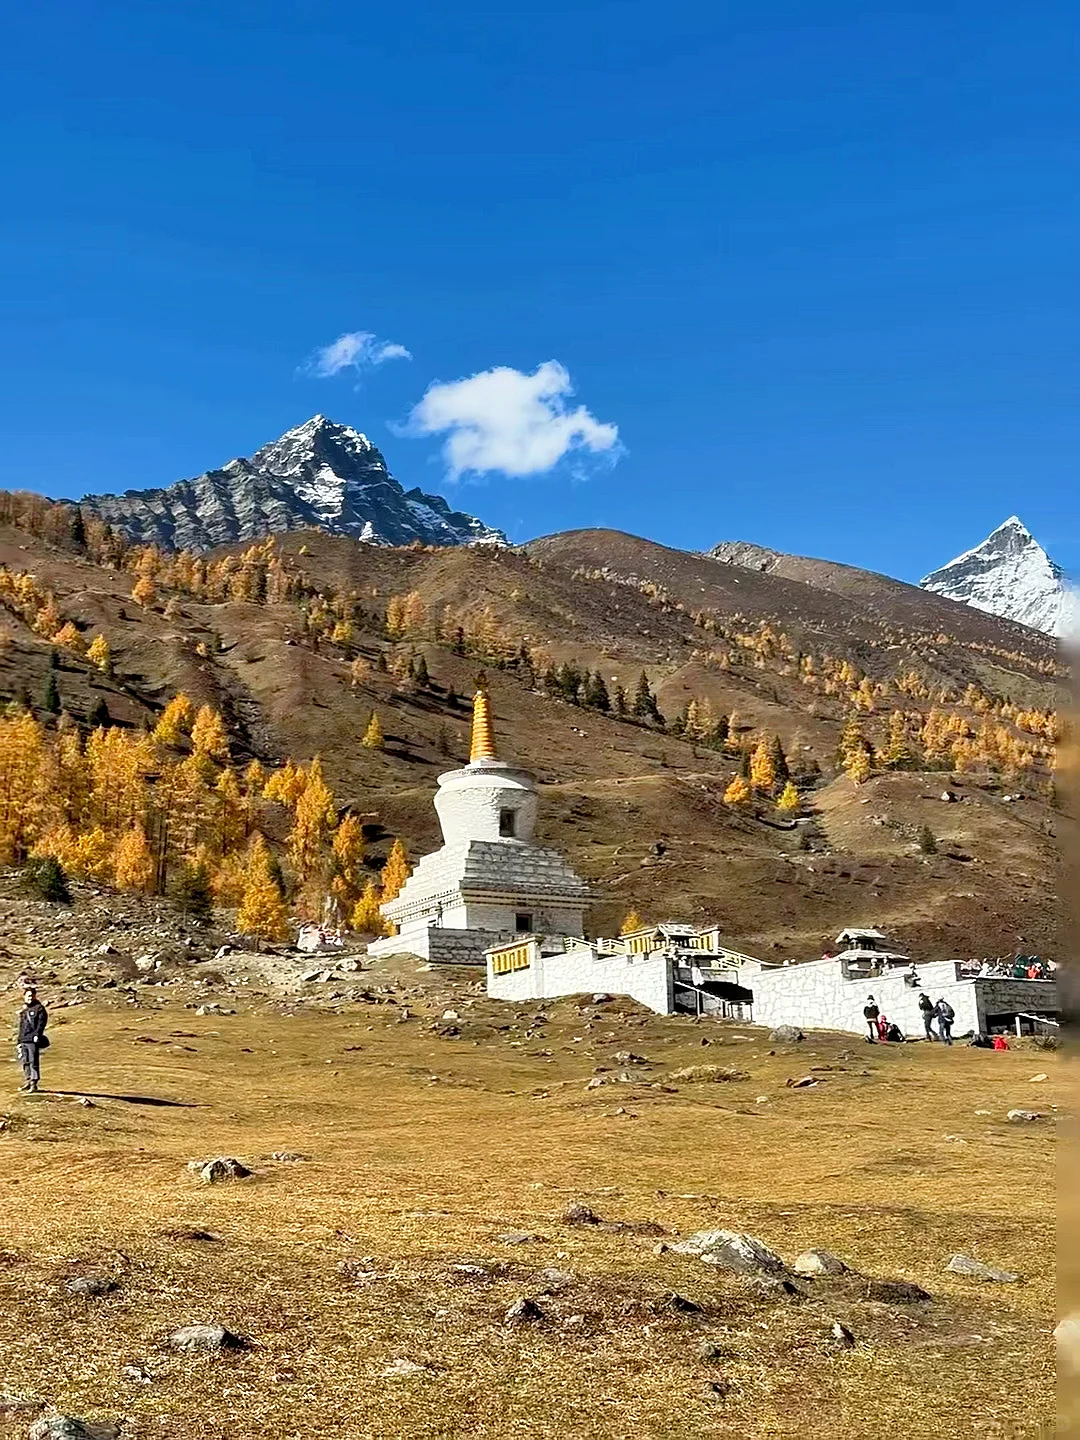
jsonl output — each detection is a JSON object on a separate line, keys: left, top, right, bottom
{"left": 920, "top": 517, "right": 1076, "bottom": 639}
{"left": 81, "top": 416, "right": 505, "bottom": 552}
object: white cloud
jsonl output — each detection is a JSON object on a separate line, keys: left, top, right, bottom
{"left": 302, "top": 330, "right": 412, "bottom": 379}
{"left": 405, "top": 360, "right": 620, "bottom": 480}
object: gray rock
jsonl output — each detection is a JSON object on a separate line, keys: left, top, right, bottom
{"left": 591, "top": 993, "right": 612, "bottom": 1004}
{"left": 793, "top": 1249, "right": 849, "bottom": 1277}
{"left": 563, "top": 1203, "right": 601, "bottom": 1226}
{"left": 535, "top": 1268, "right": 575, "bottom": 1293}
{"left": 505, "top": 1296, "right": 544, "bottom": 1325}
{"left": 29, "top": 1421, "right": 119, "bottom": 1440}
{"left": 671, "top": 1230, "right": 787, "bottom": 1276}
{"left": 167, "top": 1322, "right": 244, "bottom": 1353}
{"left": 498, "top": 1232, "right": 544, "bottom": 1246}
{"left": 269, "top": 1152, "right": 310, "bottom": 1163}
{"left": 945, "top": 1254, "right": 1019, "bottom": 1283}
{"left": 655, "top": 1290, "right": 702, "bottom": 1313}
{"left": 65, "top": 1275, "right": 119, "bottom": 1297}
{"left": 769, "top": 1025, "right": 805, "bottom": 1043}
{"left": 381, "top": 1358, "right": 434, "bottom": 1378}
{"left": 830, "top": 1320, "right": 856, "bottom": 1349}
{"left": 1006, "top": 1109, "right": 1052, "bottom": 1123}
{"left": 188, "top": 1157, "right": 251, "bottom": 1184}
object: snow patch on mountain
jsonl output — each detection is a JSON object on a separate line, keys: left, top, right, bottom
{"left": 920, "top": 517, "right": 1076, "bottom": 638}
{"left": 82, "top": 415, "right": 505, "bottom": 552}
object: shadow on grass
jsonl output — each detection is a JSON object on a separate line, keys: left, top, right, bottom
{"left": 46, "top": 1091, "right": 200, "bottom": 1108}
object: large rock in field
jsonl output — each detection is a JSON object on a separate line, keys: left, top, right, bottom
{"left": 769, "top": 1026, "right": 805, "bottom": 1043}
{"left": 187, "top": 1157, "right": 251, "bottom": 1184}
{"left": 167, "top": 1322, "right": 245, "bottom": 1353}
{"left": 945, "top": 1254, "right": 1019, "bottom": 1283}
{"left": 671, "top": 1230, "right": 787, "bottom": 1275}
{"left": 793, "top": 1249, "right": 849, "bottom": 1277}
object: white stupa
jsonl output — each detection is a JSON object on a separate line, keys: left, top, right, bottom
{"left": 367, "top": 687, "right": 591, "bottom": 964}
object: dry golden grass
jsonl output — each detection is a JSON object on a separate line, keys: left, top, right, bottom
{"left": 0, "top": 964, "right": 1057, "bottom": 1439}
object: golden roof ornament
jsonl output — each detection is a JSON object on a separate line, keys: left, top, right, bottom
{"left": 469, "top": 684, "right": 497, "bottom": 764}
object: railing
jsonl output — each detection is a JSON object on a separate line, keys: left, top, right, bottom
{"left": 490, "top": 941, "right": 533, "bottom": 975}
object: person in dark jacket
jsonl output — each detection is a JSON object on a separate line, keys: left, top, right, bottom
{"left": 16, "top": 987, "right": 48, "bottom": 1093}
{"left": 863, "top": 996, "right": 880, "bottom": 1042}
{"left": 917, "top": 991, "right": 936, "bottom": 1041}
{"left": 934, "top": 997, "right": 955, "bottom": 1047}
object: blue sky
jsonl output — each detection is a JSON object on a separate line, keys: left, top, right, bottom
{"left": 1, "top": 0, "right": 1075, "bottom": 579}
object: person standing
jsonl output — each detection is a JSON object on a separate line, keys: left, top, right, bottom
{"left": 863, "top": 995, "right": 880, "bottom": 1042}
{"left": 918, "top": 991, "right": 936, "bottom": 1041}
{"left": 934, "top": 997, "right": 955, "bottom": 1047}
{"left": 16, "top": 987, "right": 49, "bottom": 1093}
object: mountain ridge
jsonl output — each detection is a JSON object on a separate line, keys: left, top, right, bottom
{"left": 81, "top": 415, "right": 506, "bottom": 552}
{"left": 919, "top": 516, "right": 1075, "bottom": 638}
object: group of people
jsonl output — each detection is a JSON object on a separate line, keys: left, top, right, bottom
{"left": 861, "top": 997, "right": 906, "bottom": 1043}
{"left": 862, "top": 993, "right": 956, "bottom": 1044}
{"left": 959, "top": 955, "right": 1053, "bottom": 980}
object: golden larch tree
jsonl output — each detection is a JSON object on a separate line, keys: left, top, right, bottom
{"left": 114, "top": 824, "right": 156, "bottom": 892}
{"left": 86, "top": 634, "right": 110, "bottom": 671}
{"left": 380, "top": 837, "right": 411, "bottom": 901}
{"left": 289, "top": 756, "right": 336, "bottom": 883}
{"left": 350, "top": 878, "right": 385, "bottom": 935}
{"left": 191, "top": 704, "right": 230, "bottom": 763}
{"left": 361, "top": 711, "right": 385, "bottom": 750}
{"left": 237, "top": 834, "right": 289, "bottom": 946}
{"left": 776, "top": 781, "right": 800, "bottom": 814}
{"left": 620, "top": 909, "right": 645, "bottom": 935}
{"left": 723, "top": 774, "right": 751, "bottom": 807}
{"left": 154, "top": 693, "right": 196, "bottom": 747}
{"left": 749, "top": 741, "right": 777, "bottom": 794}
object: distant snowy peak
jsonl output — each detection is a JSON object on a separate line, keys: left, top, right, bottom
{"left": 82, "top": 415, "right": 505, "bottom": 552}
{"left": 920, "top": 517, "right": 1076, "bottom": 638}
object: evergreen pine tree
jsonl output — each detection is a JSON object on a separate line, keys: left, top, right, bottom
{"left": 613, "top": 683, "right": 628, "bottom": 718}
{"left": 584, "top": 670, "right": 610, "bottom": 711}
{"left": 41, "top": 673, "right": 60, "bottom": 714}
{"left": 87, "top": 697, "right": 110, "bottom": 729}
{"left": 23, "top": 855, "right": 71, "bottom": 903}
{"left": 414, "top": 654, "right": 430, "bottom": 688}
{"left": 768, "top": 734, "right": 790, "bottom": 784}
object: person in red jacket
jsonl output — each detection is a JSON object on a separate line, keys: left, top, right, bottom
{"left": 992, "top": 1034, "right": 1009, "bottom": 1051}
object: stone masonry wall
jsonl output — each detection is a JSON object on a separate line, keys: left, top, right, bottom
{"left": 487, "top": 947, "right": 673, "bottom": 1014}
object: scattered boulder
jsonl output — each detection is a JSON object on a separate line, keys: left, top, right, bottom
{"left": 787, "top": 1076, "right": 818, "bottom": 1089}
{"left": 504, "top": 1296, "right": 544, "bottom": 1325}
{"left": 669, "top": 1065, "right": 747, "bottom": 1083}
{"left": 29, "top": 1421, "right": 119, "bottom": 1440}
{"left": 612, "top": 1052, "right": 648, "bottom": 1065}
{"left": 672, "top": 1230, "right": 787, "bottom": 1276}
{"left": 863, "top": 1278, "right": 932, "bottom": 1304}
{"left": 498, "top": 1232, "right": 544, "bottom": 1246}
{"left": 592, "top": 994, "right": 612, "bottom": 1004}
{"left": 793, "top": 1250, "right": 849, "bottom": 1278}
{"left": 166, "top": 1322, "right": 246, "bottom": 1353}
{"left": 563, "top": 1203, "right": 601, "bottom": 1226}
{"left": 381, "top": 1358, "right": 434, "bottom": 1378}
{"left": 654, "top": 1290, "right": 702, "bottom": 1314}
{"left": 830, "top": 1320, "right": 856, "bottom": 1349}
{"left": 769, "top": 1026, "right": 805, "bottom": 1044}
{"left": 535, "top": 1268, "right": 574, "bottom": 1293}
{"left": 65, "top": 1275, "right": 119, "bottom": 1297}
{"left": 945, "top": 1254, "right": 1019, "bottom": 1284}
{"left": 1028, "top": 1073, "right": 1048, "bottom": 1083}
{"left": 188, "top": 1157, "right": 251, "bottom": 1184}
{"left": 1006, "top": 1109, "right": 1052, "bottom": 1123}
{"left": 269, "top": 1152, "right": 309, "bottom": 1163}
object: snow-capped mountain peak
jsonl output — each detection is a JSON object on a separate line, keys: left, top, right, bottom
{"left": 82, "top": 416, "right": 505, "bottom": 552}
{"left": 920, "top": 517, "right": 1076, "bottom": 638}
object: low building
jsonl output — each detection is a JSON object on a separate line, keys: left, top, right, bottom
{"left": 486, "top": 921, "right": 1060, "bottom": 1037}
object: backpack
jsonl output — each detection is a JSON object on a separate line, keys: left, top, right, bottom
{"left": 937, "top": 1002, "right": 954, "bottom": 1022}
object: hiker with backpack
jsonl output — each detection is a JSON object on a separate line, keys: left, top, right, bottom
{"left": 917, "top": 991, "right": 936, "bottom": 1041}
{"left": 863, "top": 995, "right": 880, "bottom": 1042}
{"left": 934, "top": 997, "right": 955, "bottom": 1047}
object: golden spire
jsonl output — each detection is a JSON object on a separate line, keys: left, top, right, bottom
{"left": 470, "top": 686, "right": 497, "bottom": 764}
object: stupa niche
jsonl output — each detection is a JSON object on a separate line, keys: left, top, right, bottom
{"left": 367, "top": 687, "right": 591, "bottom": 965}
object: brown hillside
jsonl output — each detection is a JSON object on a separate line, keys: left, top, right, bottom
{"left": 0, "top": 504, "right": 1064, "bottom": 963}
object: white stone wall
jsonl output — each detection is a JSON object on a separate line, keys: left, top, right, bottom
{"left": 487, "top": 946, "right": 673, "bottom": 1014}
{"left": 748, "top": 958, "right": 980, "bottom": 1037}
